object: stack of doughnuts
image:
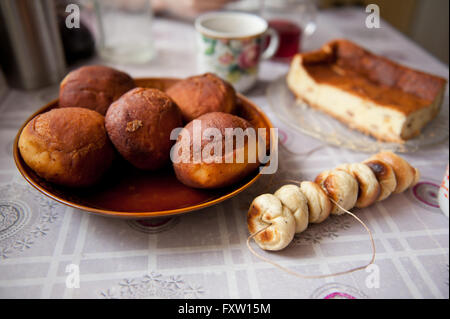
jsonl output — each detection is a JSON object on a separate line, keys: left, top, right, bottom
{"left": 167, "top": 73, "right": 260, "bottom": 189}
{"left": 247, "top": 151, "right": 420, "bottom": 251}
{"left": 19, "top": 66, "right": 261, "bottom": 190}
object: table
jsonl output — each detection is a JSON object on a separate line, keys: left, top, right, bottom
{"left": 0, "top": 7, "right": 448, "bottom": 299}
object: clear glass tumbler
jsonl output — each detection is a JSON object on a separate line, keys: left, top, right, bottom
{"left": 93, "top": 0, "right": 155, "bottom": 64}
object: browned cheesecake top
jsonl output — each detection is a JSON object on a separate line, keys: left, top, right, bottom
{"left": 297, "top": 39, "right": 447, "bottom": 115}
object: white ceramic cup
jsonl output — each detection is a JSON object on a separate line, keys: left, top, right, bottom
{"left": 195, "top": 12, "right": 279, "bottom": 92}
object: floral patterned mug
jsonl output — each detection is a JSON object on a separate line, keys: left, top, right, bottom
{"left": 195, "top": 12, "right": 279, "bottom": 92}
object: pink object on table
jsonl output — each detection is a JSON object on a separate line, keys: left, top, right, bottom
{"left": 439, "top": 165, "right": 449, "bottom": 217}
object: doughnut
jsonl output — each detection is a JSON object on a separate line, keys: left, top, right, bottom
{"left": 105, "top": 87, "right": 182, "bottom": 170}
{"left": 18, "top": 107, "right": 115, "bottom": 187}
{"left": 172, "top": 112, "right": 259, "bottom": 189}
{"left": 59, "top": 65, "right": 135, "bottom": 115}
{"left": 166, "top": 73, "right": 236, "bottom": 122}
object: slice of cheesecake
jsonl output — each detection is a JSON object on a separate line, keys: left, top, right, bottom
{"left": 287, "top": 39, "right": 447, "bottom": 143}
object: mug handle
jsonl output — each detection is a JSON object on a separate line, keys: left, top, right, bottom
{"left": 260, "top": 27, "right": 280, "bottom": 60}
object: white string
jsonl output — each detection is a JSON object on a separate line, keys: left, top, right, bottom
{"left": 247, "top": 198, "right": 376, "bottom": 279}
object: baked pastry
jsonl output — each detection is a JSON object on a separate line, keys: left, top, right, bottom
{"left": 336, "top": 163, "right": 380, "bottom": 208}
{"left": 287, "top": 39, "right": 447, "bottom": 142}
{"left": 59, "top": 65, "right": 135, "bottom": 115}
{"left": 369, "top": 151, "right": 418, "bottom": 193}
{"left": 247, "top": 194, "right": 296, "bottom": 251}
{"left": 299, "top": 181, "right": 332, "bottom": 223}
{"left": 315, "top": 169, "right": 358, "bottom": 215}
{"left": 166, "top": 73, "right": 236, "bottom": 122}
{"left": 362, "top": 159, "right": 397, "bottom": 201}
{"left": 274, "top": 184, "right": 309, "bottom": 233}
{"left": 105, "top": 88, "right": 182, "bottom": 170}
{"left": 172, "top": 112, "right": 259, "bottom": 189}
{"left": 18, "top": 107, "right": 115, "bottom": 187}
{"left": 248, "top": 151, "right": 420, "bottom": 251}
{"left": 412, "top": 167, "right": 421, "bottom": 187}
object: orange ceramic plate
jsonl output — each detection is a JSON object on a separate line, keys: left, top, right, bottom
{"left": 13, "top": 78, "right": 273, "bottom": 219}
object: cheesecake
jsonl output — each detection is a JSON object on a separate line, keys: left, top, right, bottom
{"left": 287, "top": 39, "right": 447, "bottom": 143}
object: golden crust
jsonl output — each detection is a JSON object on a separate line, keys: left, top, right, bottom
{"left": 315, "top": 169, "right": 358, "bottom": 215}
{"left": 299, "top": 181, "right": 331, "bottom": 223}
{"left": 173, "top": 112, "right": 259, "bottom": 189}
{"left": 274, "top": 184, "right": 309, "bottom": 233}
{"left": 18, "top": 107, "right": 115, "bottom": 187}
{"left": 166, "top": 73, "right": 236, "bottom": 123}
{"left": 294, "top": 39, "right": 447, "bottom": 115}
{"left": 59, "top": 65, "right": 136, "bottom": 115}
{"left": 247, "top": 194, "right": 295, "bottom": 251}
{"left": 369, "top": 151, "right": 417, "bottom": 194}
{"left": 412, "top": 168, "right": 421, "bottom": 187}
{"left": 336, "top": 163, "right": 381, "bottom": 208}
{"left": 363, "top": 159, "right": 397, "bottom": 201}
{"left": 105, "top": 88, "right": 182, "bottom": 170}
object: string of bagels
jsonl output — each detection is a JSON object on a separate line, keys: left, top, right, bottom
{"left": 247, "top": 150, "right": 420, "bottom": 279}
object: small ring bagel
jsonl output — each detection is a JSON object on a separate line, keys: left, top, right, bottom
{"left": 299, "top": 181, "right": 332, "bottom": 223}
{"left": 369, "top": 151, "right": 416, "bottom": 193}
{"left": 274, "top": 184, "right": 309, "bottom": 233}
{"left": 336, "top": 163, "right": 381, "bottom": 208}
{"left": 247, "top": 194, "right": 296, "bottom": 251}
{"left": 363, "top": 159, "right": 398, "bottom": 201}
{"left": 315, "top": 169, "right": 358, "bottom": 215}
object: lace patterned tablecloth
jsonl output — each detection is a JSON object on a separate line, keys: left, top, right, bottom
{"left": 0, "top": 8, "right": 448, "bottom": 299}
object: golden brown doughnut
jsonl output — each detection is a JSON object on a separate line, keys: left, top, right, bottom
{"left": 59, "top": 65, "right": 135, "bottom": 115}
{"left": 172, "top": 112, "right": 259, "bottom": 189}
{"left": 105, "top": 87, "right": 182, "bottom": 170}
{"left": 18, "top": 107, "right": 115, "bottom": 187}
{"left": 166, "top": 73, "right": 236, "bottom": 123}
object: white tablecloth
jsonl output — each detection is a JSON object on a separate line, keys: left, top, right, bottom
{"left": 0, "top": 7, "right": 448, "bottom": 299}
